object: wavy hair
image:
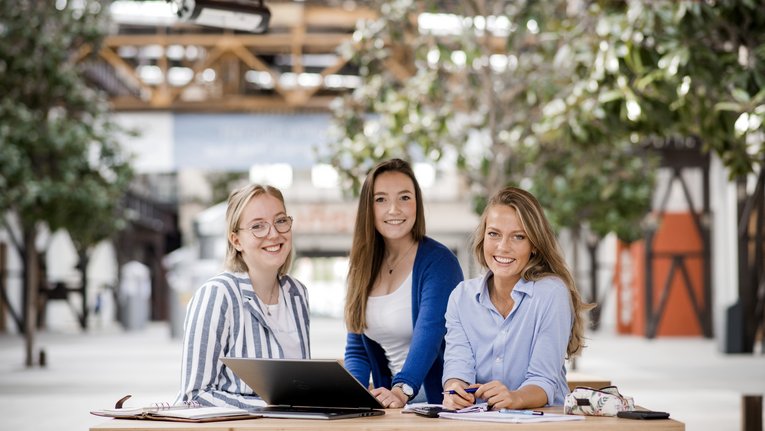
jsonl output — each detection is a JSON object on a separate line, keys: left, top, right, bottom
{"left": 472, "top": 186, "right": 593, "bottom": 357}
{"left": 224, "top": 184, "right": 293, "bottom": 277}
{"left": 344, "top": 158, "right": 425, "bottom": 333}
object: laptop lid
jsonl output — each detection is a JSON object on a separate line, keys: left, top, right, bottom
{"left": 220, "top": 358, "right": 384, "bottom": 412}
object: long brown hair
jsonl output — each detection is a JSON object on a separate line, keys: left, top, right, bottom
{"left": 472, "top": 186, "right": 593, "bottom": 357}
{"left": 345, "top": 159, "right": 426, "bottom": 333}
{"left": 224, "top": 184, "right": 293, "bottom": 277}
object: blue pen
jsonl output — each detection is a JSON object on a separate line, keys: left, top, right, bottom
{"left": 500, "top": 409, "right": 544, "bottom": 416}
{"left": 442, "top": 387, "right": 479, "bottom": 395}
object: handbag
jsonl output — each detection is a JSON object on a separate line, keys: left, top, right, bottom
{"left": 563, "top": 385, "right": 635, "bottom": 416}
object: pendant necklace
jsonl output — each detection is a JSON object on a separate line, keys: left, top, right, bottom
{"left": 264, "top": 278, "right": 279, "bottom": 316}
{"left": 386, "top": 241, "right": 417, "bottom": 275}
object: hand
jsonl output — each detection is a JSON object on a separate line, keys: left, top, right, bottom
{"left": 371, "top": 387, "right": 407, "bottom": 409}
{"left": 474, "top": 380, "right": 521, "bottom": 410}
{"left": 442, "top": 378, "right": 477, "bottom": 410}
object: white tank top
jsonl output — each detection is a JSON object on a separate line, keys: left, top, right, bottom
{"left": 364, "top": 272, "right": 413, "bottom": 376}
{"left": 262, "top": 287, "right": 302, "bottom": 359}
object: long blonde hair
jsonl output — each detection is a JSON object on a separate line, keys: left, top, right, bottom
{"left": 472, "top": 186, "right": 593, "bottom": 357}
{"left": 224, "top": 184, "right": 293, "bottom": 277}
{"left": 345, "top": 159, "right": 425, "bottom": 333}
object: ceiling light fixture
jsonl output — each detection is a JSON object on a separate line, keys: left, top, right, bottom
{"left": 167, "top": 0, "right": 271, "bottom": 33}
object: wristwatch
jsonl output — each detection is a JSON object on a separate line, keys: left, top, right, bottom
{"left": 393, "top": 383, "right": 414, "bottom": 401}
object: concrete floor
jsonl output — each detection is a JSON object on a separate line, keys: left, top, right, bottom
{"left": 1, "top": 317, "right": 763, "bottom": 431}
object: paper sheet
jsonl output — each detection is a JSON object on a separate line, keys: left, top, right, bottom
{"left": 438, "top": 410, "right": 585, "bottom": 423}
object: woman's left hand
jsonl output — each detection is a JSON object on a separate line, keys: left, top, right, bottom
{"left": 371, "top": 387, "right": 407, "bottom": 409}
{"left": 474, "top": 380, "right": 522, "bottom": 410}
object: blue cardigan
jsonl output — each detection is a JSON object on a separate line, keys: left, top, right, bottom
{"left": 344, "top": 236, "right": 464, "bottom": 403}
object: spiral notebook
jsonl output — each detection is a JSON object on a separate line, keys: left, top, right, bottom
{"left": 90, "top": 395, "right": 259, "bottom": 423}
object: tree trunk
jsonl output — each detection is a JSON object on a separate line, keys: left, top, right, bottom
{"left": 23, "top": 229, "right": 38, "bottom": 367}
{"left": 0, "top": 242, "right": 6, "bottom": 332}
{"left": 586, "top": 235, "right": 601, "bottom": 330}
{"left": 0, "top": 217, "right": 25, "bottom": 332}
{"left": 76, "top": 248, "right": 90, "bottom": 330}
{"left": 570, "top": 226, "right": 581, "bottom": 295}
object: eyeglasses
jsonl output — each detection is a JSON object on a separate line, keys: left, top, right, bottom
{"left": 237, "top": 216, "right": 293, "bottom": 238}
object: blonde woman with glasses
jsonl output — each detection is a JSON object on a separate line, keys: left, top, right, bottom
{"left": 176, "top": 184, "right": 310, "bottom": 409}
{"left": 344, "top": 159, "right": 464, "bottom": 408}
{"left": 442, "top": 186, "right": 592, "bottom": 411}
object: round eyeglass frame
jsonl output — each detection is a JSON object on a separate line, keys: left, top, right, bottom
{"left": 236, "top": 216, "right": 293, "bottom": 238}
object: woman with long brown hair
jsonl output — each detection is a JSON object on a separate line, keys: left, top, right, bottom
{"left": 442, "top": 186, "right": 592, "bottom": 410}
{"left": 344, "top": 158, "right": 464, "bottom": 408}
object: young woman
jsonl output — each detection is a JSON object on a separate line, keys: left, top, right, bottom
{"left": 176, "top": 184, "right": 310, "bottom": 408}
{"left": 344, "top": 158, "right": 464, "bottom": 409}
{"left": 442, "top": 186, "right": 592, "bottom": 410}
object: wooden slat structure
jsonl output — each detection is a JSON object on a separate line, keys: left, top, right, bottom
{"left": 89, "top": 3, "right": 377, "bottom": 111}
{"left": 81, "top": 1, "right": 517, "bottom": 112}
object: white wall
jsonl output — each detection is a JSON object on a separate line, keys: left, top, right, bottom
{"left": 112, "top": 112, "right": 175, "bottom": 173}
{"left": 710, "top": 155, "right": 739, "bottom": 349}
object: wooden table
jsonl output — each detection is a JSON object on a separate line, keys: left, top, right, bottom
{"left": 90, "top": 407, "right": 684, "bottom": 431}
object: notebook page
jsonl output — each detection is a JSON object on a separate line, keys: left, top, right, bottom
{"left": 438, "top": 411, "right": 585, "bottom": 423}
{"left": 155, "top": 406, "right": 251, "bottom": 420}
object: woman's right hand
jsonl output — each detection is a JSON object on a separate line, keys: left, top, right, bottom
{"left": 442, "top": 379, "right": 478, "bottom": 410}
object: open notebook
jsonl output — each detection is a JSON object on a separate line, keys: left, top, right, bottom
{"left": 90, "top": 395, "right": 259, "bottom": 423}
{"left": 221, "top": 357, "right": 385, "bottom": 420}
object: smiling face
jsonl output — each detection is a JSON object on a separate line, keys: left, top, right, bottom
{"left": 229, "top": 193, "right": 292, "bottom": 273}
{"left": 372, "top": 171, "right": 417, "bottom": 242}
{"left": 482, "top": 204, "right": 534, "bottom": 287}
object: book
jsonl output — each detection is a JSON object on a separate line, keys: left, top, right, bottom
{"left": 90, "top": 395, "right": 259, "bottom": 423}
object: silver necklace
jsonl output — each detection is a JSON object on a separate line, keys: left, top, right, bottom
{"left": 261, "top": 279, "right": 280, "bottom": 316}
{"left": 386, "top": 241, "right": 417, "bottom": 275}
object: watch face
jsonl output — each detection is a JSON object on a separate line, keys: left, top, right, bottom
{"left": 399, "top": 383, "right": 413, "bottom": 396}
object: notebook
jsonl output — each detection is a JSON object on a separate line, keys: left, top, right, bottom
{"left": 90, "top": 395, "right": 258, "bottom": 422}
{"left": 221, "top": 357, "right": 385, "bottom": 420}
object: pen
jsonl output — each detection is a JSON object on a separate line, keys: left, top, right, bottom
{"left": 442, "top": 387, "right": 479, "bottom": 395}
{"left": 500, "top": 409, "right": 544, "bottom": 416}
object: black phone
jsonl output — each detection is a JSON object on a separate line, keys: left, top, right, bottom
{"left": 617, "top": 410, "right": 670, "bottom": 420}
{"left": 411, "top": 406, "right": 455, "bottom": 418}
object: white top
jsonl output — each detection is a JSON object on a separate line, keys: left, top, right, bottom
{"left": 262, "top": 285, "right": 302, "bottom": 359}
{"left": 364, "top": 272, "right": 413, "bottom": 376}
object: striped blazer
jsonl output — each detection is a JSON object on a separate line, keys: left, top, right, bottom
{"left": 176, "top": 272, "right": 311, "bottom": 408}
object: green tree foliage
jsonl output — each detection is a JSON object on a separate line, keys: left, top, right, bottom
{"left": 0, "top": 0, "right": 133, "bottom": 340}
{"left": 553, "top": 1, "right": 764, "bottom": 176}
{"left": 325, "top": 0, "right": 655, "bottom": 244}
{"left": 629, "top": 2, "right": 762, "bottom": 177}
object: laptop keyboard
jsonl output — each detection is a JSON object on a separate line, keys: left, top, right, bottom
{"left": 253, "top": 406, "right": 384, "bottom": 418}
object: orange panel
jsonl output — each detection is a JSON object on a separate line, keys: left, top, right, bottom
{"left": 614, "top": 212, "right": 704, "bottom": 336}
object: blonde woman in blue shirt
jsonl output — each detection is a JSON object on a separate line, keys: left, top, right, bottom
{"left": 442, "top": 186, "right": 591, "bottom": 410}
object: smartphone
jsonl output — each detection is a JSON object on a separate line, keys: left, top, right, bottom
{"left": 617, "top": 410, "right": 670, "bottom": 420}
{"left": 411, "top": 406, "right": 455, "bottom": 418}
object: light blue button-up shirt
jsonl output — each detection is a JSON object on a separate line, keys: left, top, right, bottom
{"left": 442, "top": 272, "right": 572, "bottom": 406}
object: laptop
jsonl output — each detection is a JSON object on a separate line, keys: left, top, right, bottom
{"left": 220, "top": 357, "right": 385, "bottom": 420}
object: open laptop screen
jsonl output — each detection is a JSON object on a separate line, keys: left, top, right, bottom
{"left": 220, "top": 358, "right": 384, "bottom": 412}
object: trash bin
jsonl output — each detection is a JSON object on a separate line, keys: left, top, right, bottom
{"left": 118, "top": 260, "right": 151, "bottom": 331}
